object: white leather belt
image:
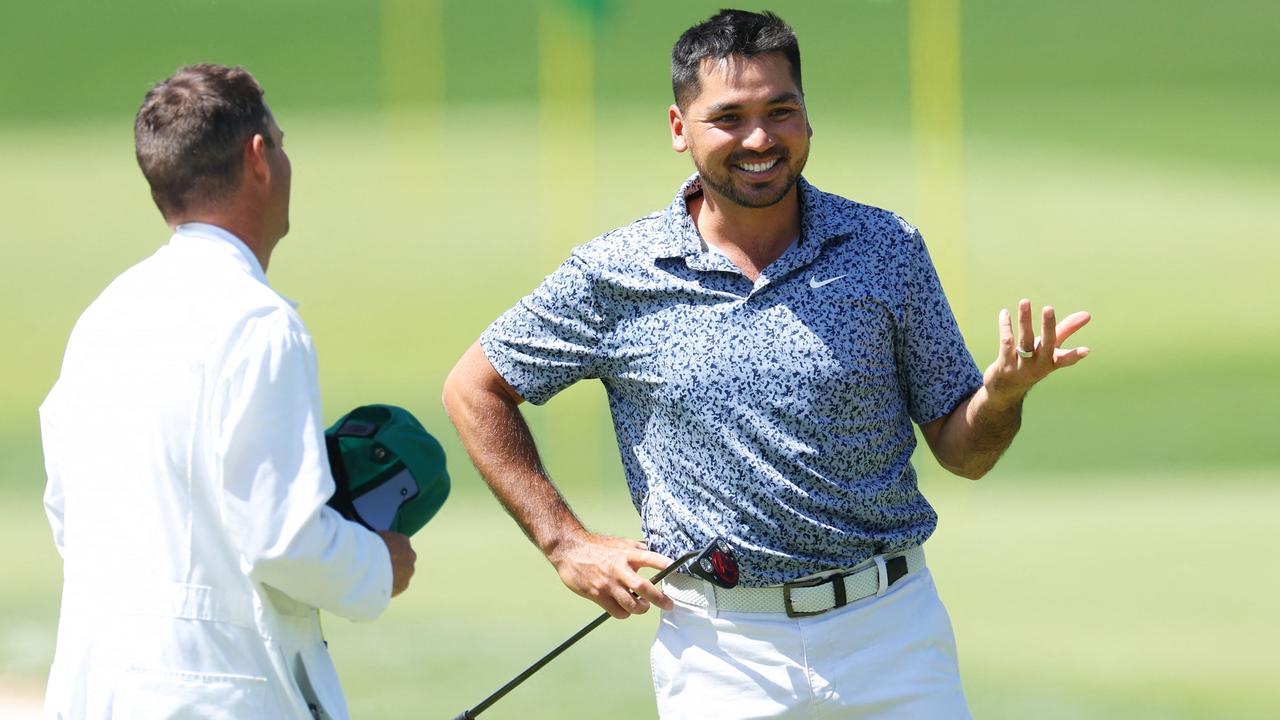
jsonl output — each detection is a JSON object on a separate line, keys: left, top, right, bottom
{"left": 664, "top": 546, "right": 925, "bottom": 618}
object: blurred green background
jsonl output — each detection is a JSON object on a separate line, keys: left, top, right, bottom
{"left": 1, "top": 0, "right": 1277, "bottom": 717}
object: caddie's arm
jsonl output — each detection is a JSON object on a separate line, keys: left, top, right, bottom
{"left": 920, "top": 299, "right": 1092, "bottom": 479}
{"left": 443, "top": 340, "right": 674, "bottom": 619}
{"left": 218, "top": 311, "right": 407, "bottom": 620}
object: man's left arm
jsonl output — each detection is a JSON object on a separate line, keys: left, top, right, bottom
{"left": 920, "top": 299, "right": 1091, "bottom": 479}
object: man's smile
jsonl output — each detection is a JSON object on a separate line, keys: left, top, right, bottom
{"left": 737, "top": 158, "right": 777, "bottom": 172}
{"left": 732, "top": 156, "right": 783, "bottom": 177}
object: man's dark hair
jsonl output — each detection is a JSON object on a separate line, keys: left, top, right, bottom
{"left": 134, "top": 64, "right": 274, "bottom": 220}
{"left": 671, "top": 9, "right": 801, "bottom": 109}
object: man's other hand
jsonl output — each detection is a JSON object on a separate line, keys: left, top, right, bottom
{"left": 550, "top": 531, "right": 675, "bottom": 619}
{"left": 378, "top": 531, "right": 417, "bottom": 597}
{"left": 985, "top": 298, "right": 1091, "bottom": 404}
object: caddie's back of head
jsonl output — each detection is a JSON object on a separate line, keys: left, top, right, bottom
{"left": 134, "top": 64, "right": 274, "bottom": 222}
{"left": 671, "top": 9, "right": 802, "bottom": 109}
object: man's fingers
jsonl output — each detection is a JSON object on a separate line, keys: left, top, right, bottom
{"left": 1054, "top": 311, "right": 1092, "bottom": 344}
{"left": 1041, "top": 306, "right": 1057, "bottom": 354}
{"left": 378, "top": 531, "right": 416, "bottom": 598}
{"left": 998, "top": 308, "right": 1015, "bottom": 361}
{"left": 598, "top": 595, "right": 631, "bottom": 620}
{"left": 626, "top": 573, "right": 674, "bottom": 612}
{"left": 557, "top": 537, "right": 678, "bottom": 618}
{"left": 611, "top": 581, "right": 652, "bottom": 616}
{"left": 1018, "top": 299, "right": 1034, "bottom": 353}
{"left": 1053, "top": 346, "right": 1091, "bottom": 367}
{"left": 628, "top": 549, "right": 675, "bottom": 573}
{"left": 625, "top": 549, "right": 675, "bottom": 611}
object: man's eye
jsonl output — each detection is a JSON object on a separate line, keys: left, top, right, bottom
{"left": 771, "top": 108, "right": 796, "bottom": 119}
{"left": 714, "top": 114, "right": 739, "bottom": 124}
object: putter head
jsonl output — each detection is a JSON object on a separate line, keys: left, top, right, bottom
{"left": 689, "top": 537, "right": 740, "bottom": 588}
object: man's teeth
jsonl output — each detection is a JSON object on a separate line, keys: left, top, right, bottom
{"left": 738, "top": 159, "right": 778, "bottom": 173}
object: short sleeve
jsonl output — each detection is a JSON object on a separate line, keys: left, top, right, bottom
{"left": 895, "top": 230, "right": 984, "bottom": 423}
{"left": 480, "top": 253, "right": 611, "bottom": 405}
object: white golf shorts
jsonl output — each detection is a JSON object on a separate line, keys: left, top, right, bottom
{"left": 650, "top": 566, "right": 971, "bottom": 719}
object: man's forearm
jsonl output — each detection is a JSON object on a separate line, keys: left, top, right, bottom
{"left": 443, "top": 343, "right": 681, "bottom": 618}
{"left": 925, "top": 383, "right": 1025, "bottom": 480}
{"left": 442, "top": 361, "right": 585, "bottom": 560}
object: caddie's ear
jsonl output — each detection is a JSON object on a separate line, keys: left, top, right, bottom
{"left": 244, "top": 133, "right": 271, "bottom": 183}
{"left": 669, "top": 104, "right": 688, "bottom": 154}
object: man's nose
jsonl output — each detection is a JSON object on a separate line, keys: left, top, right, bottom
{"left": 741, "top": 124, "right": 774, "bottom": 152}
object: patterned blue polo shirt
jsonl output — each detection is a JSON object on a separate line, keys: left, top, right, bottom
{"left": 481, "top": 174, "right": 983, "bottom": 586}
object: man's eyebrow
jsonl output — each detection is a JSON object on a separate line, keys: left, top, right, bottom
{"left": 706, "top": 101, "right": 743, "bottom": 115}
{"left": 705, "top": 92, "right": 802, "bottom": 115}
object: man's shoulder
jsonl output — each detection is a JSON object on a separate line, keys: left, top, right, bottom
{"left": 569, "top": 210, "right": 671, "bottom": 269}
{"left": 803, "top": 182, "right": 919, "bottom": 245}
{"left": 76, "top": 242, "right": 307, "bottom": 350}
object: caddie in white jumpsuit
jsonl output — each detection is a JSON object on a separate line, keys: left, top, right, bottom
{"left": 40, "top": 64, "right": 416, "bottom": 719}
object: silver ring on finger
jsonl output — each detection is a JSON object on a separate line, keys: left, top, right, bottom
{"left": 1016, "top": 346, "right": 1034, "bottom": 359}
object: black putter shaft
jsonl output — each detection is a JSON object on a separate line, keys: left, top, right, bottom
{"left": 451, "top": 548, "right": 701, "bottom": 720}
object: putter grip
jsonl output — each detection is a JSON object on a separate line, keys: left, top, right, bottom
{"left": 451, "top": 713, "right": 473, "bottom": 720}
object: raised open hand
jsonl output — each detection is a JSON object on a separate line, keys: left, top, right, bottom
{"left": 984, "top": 298, "right": 1091, "bottom": 402}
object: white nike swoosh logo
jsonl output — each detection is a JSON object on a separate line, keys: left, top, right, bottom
{"left": 809, "top": 274, "right": 847, "bottom": 289}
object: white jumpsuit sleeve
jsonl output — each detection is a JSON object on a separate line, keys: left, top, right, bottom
{"left": 215, "top": 310, "right": 393, "bottom": 622}
{"left": 39, "top": 394, "right": 66, "bottom": 557}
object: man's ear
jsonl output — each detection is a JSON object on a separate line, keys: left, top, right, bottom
{"left": 244, "top": 134, "right": 271, "bottom": 183}
{"left": 669, "top": 104, "right": 688, "bottom": 153}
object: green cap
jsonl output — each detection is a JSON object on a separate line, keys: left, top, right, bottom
{"left": 324, "top": 404, "right": 450, "bottom": 536}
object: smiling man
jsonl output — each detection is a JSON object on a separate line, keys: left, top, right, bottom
{"left": 444, "top": 10, "right": 1090, "bottom": 719}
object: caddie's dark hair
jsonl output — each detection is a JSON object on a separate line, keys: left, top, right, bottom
{"left": 134, "top": 64, "right": 274, "bottom": 221}
{"left": 671, "top": 9, "right": 801, "bottom": 108}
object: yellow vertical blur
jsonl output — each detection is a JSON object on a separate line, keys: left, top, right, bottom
{"left": 908, "top": 0, "right": 967, "bottom": 330}
{"left": 380, "top": 0, "right": 443, "bottom": 192}
{"left": 538, "top": 1, "right": 611, "bottom": 499}
{"left": 909, "top": 0, "right": 976, "bottom": 514}
{"left": 538, "top": 0, "right": 595, "bottom": 264}
{"left": 380, "top": 0, "right": 444, "bottom": 112}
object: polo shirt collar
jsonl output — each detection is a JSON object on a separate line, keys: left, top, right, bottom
{"left": 654, "top": 174, "right": 857, "bottom": 262}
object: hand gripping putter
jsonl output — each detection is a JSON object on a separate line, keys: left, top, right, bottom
{"left": 451, "top": 537, "right": 740, "bottom": 720}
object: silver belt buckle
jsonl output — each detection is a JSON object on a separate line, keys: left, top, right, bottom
{"left": 782, "top": 569, "right": 848, "bottom": 618}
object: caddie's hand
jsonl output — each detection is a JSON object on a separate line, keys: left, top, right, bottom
{"left": 550, "top": 530, "right": 675, "bottom": 619}
{"left": 378, "top": 531, "right": 417, "bottom": 598}
{"left": 985, "top": 298, "right": 1091, "bottom": 404}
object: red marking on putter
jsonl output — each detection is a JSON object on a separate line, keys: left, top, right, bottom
{"left": 710, "top": 551, "right": 738, "bottom": 586}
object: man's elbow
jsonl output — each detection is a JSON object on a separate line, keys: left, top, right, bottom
{"left": 441, "top": 364, "right": 464, "bottom": 417}
{"left": 442, "top": 344, "right": 523, "bottom": 420}
{"left": 939, "top": 456, "right": 993, "bottom": 481}
{"left": 442, "top": 354, "right": 483, "bottom": 421}
{"left": 955, "top": 464, "right": 991, "bottom": 481}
